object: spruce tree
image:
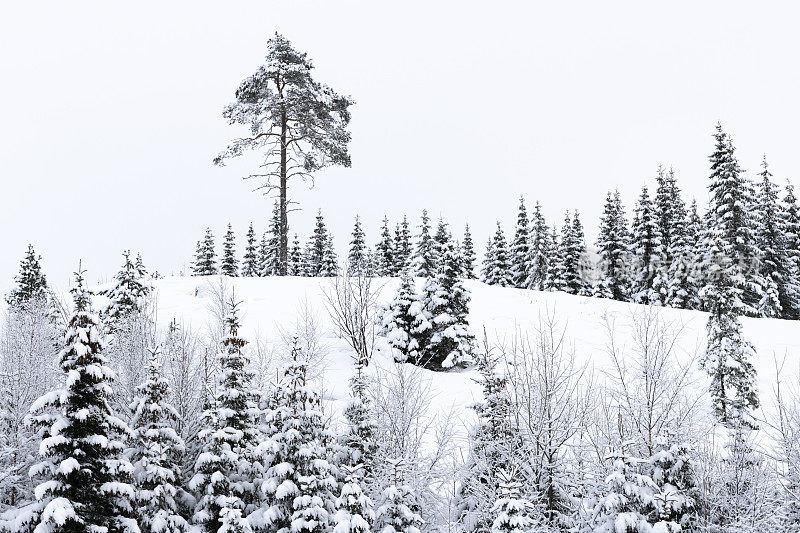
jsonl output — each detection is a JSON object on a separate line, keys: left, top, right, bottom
{"left": 413, "top": 210, "right": 437, "bottom": 278}
{"left": 374, "top": 459, "right": 423, "bottom": 533}
{"left": 6, "top": 244, "right": 48, "bottom": 307}
{"left": 546, "top": 227, "right": 565, "bottom": 292}
{"left": 526, "top": 202, "right": 551, "bottom": 290}
{"left": 26, "top": 268, "right": 138, "bottom": 533}
{"left": 481, "top": 237, "right": 495, "bottom": 284}
{"left": 348, "top": 215, "right": 368, "bottom": 275}
{"left": 194, "top": 228, "right": 217, "bottom": 276}
{"left": 702, "top": 123, "right": 762, "bottom": 316}
{"left": 129, "top": 348, "right": 190, "bottom": 533}
{"left": 652, "top": 168, "right": 686, "bottom": 307}
{"left": 461, "top": 224, "right": 477, "bottom": 280}
{"left": 484, "top": 222, "right": 512, "bottom": 287}
{"left": 339, "top": 359, "right": 377, "bottom": 487}
{"left": 289, "top": 234, "right": 303, "bottom": 276}
{"left": 104, "top": 250, "right": 151, "bottom": 324}
{"left": 510, "top": 196, "right": 530, "bottom": 289}
{"left": 190, "top": 300, "right": 261, "bottom": 532}
{"left": 665, "top": 197, "right": 697, "bottom": 311}
{"left": 221, "top": 224, "right": 239, "bottom": 277}
{"left": 755, "top": 156, "right": 798, "bottom": 318}
{"left": 783, "top": 181, "right": 800, "bottom": 319}
{"left": 375, "top": 216, "right": 396, "bottom": 277}
{"left": 490, "top": 470, "right": 537, "bottom": 533}
{"left": 380, "top": 270, "right": 420, "bottom": 363}
{"left": 593, "top": 442, "right": 656, "bottom": 533}
{"left": 630, "top": 186, "right": 663, "bottom": 304}
{"left": 595, "top": 190, "right": 630, "bottom": 301}
{"left": 433, "top": 217, "right": 451, "bottom": 268}
{"left": 414, "top": 241, "right": 475, "bottom": 370}
{"left": 305, "top": 210, "right": 339, "bottom": 277}
{"left": 556, "top": 211, "right": 589, "bottom": 295}
{"left": 649, "top": 437, "right": 697, "bottom": 531}
{"left": 393, "top": 216, "right": 413, "bottom": 274}
{"left": 333, "top": 465, "right": 374, "bottom": 533}
{"left": 241, "top": 223, "right": 260, "bottom": 277}
{"left": 261, "top": 201, "right": 283, "bottom": 276}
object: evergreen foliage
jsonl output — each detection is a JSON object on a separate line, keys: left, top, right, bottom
{"left": 413, "top": 210, "right": 437, "bottom": 278}
{"left": 510, "top": 197, "right": 530, "bottom": 289}
{"left": 241, "top": 223, "right": 260, "bottom": 277}
{"left": 6, "top": 245, "right": 48, "bottom": 308}
{"left": 595, "top": 191, "right": 630, "bottom": 301}
{"left": 375, "top": 216, "right": 396, "bottom": 277}
{"left": 221, "top": 224, "right": 239, "bottom": 277}
{"left": 348, "top": 216, "right": 368, "bottom": 275}
{"left": 304, "top": 210, "right": 339, "bottom": 277}
{"left": 194, "top": 228, "right": 217, "bottom": 276}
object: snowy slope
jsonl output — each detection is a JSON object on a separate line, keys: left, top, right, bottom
{"left": 146, "top": 275, "right": 800, "bottom": 447}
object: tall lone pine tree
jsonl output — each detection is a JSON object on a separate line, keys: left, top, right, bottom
{"left": 215, "top": 33, "right": 354, "bottom": 275}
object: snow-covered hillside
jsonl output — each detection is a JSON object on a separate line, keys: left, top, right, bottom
{"left": 148, "top": 275, "right": 800, "bottom": 443}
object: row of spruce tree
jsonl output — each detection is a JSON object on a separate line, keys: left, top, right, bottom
{"left": 194, "top": 123, "right": 800, "bottom": 325}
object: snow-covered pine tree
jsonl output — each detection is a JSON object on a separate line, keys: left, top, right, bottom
{"left": 593, "top": 442, "right": 657, "bottom": 533}
{"left": 221, "top": 224, "right": 239, "bottom": 277}
{"left": 630, "top": 185, "right": 663, "bottom": 304}
{"left": 526, "top": 202, "right": 551, "bottom": 291}
{"left": 375, "top": 216, "right": 396, "bottom": 277}
{"left": 648, "top": 436, "right": 697, "bottom": 531}
{"left": 461, "top": 224, "right": 477, "bottom": 279}
{"left": 484, "top": 222, "right": 512, "bottom": 287}
{"left": 457, "top": 350, "right": 521, "bottom": 533}
{"left": 374, "top": 459, "right": 423, "bottom": 533}
{"left": 26, "top": 267, "right": 138, "bottom": 533}
{"left": 305, "top": 210, "right": 339, "bottom": 277}
{"left": 489, "top": 469, "right": 537, "bottom": 533}
{"left": 381, "top": 269, "right": 421, "bottom": 364}
{"left": 104, "top": 250, "right": 151, "bottom": 325}
{"left": 242, "top": 223, "right": 260, "bottom": 277}
{"left": 703, "top": 123, "right": 763, "bottom": 316}
{"left": 414, "top": 241, "right": 475, "bottom": 370}
{"left": 129, "top": 347, "right": 190, "bottom": 533}
{"left": 755, "top": 156, "right": 799, "bottom": 318}
{"left": 252, "top": 341, "right": 337, "bottom": 533}
{"left": 289, "top": 234, "right": 304, "bottom": 276}
{"left": 783, "top": 181, "right": 800, "bottom": 320}
{"left": 6, "top": 244, "right": 48, "bottom": 308}
{"left": 595, "top": 190, "right": 630, "bottom": 301}
{"left": 348, "top": 215, "right": 368, "bottom": 275}
{"left": 393, "top": 216, "right": 413, "bottom": 274}
{"left": 510, "top": 196, "right": 531, "bottom": 289}
{"left": 194, "top": 228, "right": 218, "bottom": 276}
{"left": 333, "top": 464, "right": 374, "bottom": 533}
{"left": 413, "top": 210, "right": 437, "bottom": 278}
{"left": 190, "top": 300, "right": 261, "bottom": 532}
{"left": 700, "top": 229, "right": 760, "bottom": 427}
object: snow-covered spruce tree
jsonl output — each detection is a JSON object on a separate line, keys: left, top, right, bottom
{"left": 375, "top": 216, "right": 396, "bottom": 277}
{"left": 289, "top": 234, "right": 304, "bottom": 276}
{"left": 755, "top": 156, "right": 799, "bottom": 319}
{"left": 556, "top": 211, "right": 589, "bottom": 296}
{"left": 783, "top": 181, "right": 800, "bottom": 320}
{"left": 433, "top": 217, "right": 451, "bottom": 268}
{"left": 393, "top": 216, "right": 413, "bottom": 274}
{"left": 194, "top": 228, "right": 218, "bottom": 276}
{"left": 338, "top": 358, "right": 378, "bottom": 488}
{"left": 219, "top": 498, "right": 254, "bottom": 533}
{"left": 510, "top": 196, "right": 530, "bottom": 289}
{"left": 103, "top": 250, "right": 151, "bottom": 325}
{"left": 651, "top": 168, "right": 686, "bottom": 307}
{"left": 413, "top": 210, "right": 437, "bottom": 278}
{"left": 214, "top": 33, "right": 353, "bottom": 276}
{"left": 461, "top": 224, "right": 477, "bottom": 279}
{"left": 26, "top": 267, "right": 138, "bottom": 533}
{"left": 457, "top": 350, "right": 521, "bottom": 533}
{"left": 702, "top": 123, "right": 762, "bottom": 316}
{"left": 251, "top": 341, "right": 337, "bottom": 533}
{"left": 483, "top": 222, "right": 512, "bottom": 287}
{"left": 242, "top": 223, "right": 260, "bottom": 277}
{"left": 221, "top": 224, "right": 239, "bottom": 277}
{"left": 630, "top": 185, "right": 663, "bottom": 305}
{"left": 260, "top": 201, "right": 282, "bottom": 277}
{"left": 413, "top": 241, "right": 475, "bottom": 370}
{"left": 546, "top": 227, "right": 565, "bottom": 292}
{"left": 380, "top": 269, "right": 420, "bottom": 363}
{"left": 595, "top": 190, "right": 630, "bottom": 301}
{"left": 349, "top": 215, "right": 368, "bottom": 276}
{"left": 129, "top": 348, "right": 190, "bottom": 533}
{"left": 305, "top": 210, "right": 339, "bottom": 277}
{"left": 592, "top": 442, "right": 657, "bottom": 533}
{"left": 665, "top": 200, "right": 696, "bottom": 311}
{"left": 700, "top": 230, "right": 759, "bottom": 428}
{"left": 6, "top": 244, "right": 48, "bottom": 308}
{"left": 333, "top": 464, "right": 374, "bottom": 533}
{"left": 526, "top": 202, "right": 551, "bottom": 291}
{"left": 190, "top": 300, "right": 261, "bottom": 532}
{"left": 489, "top": 469, "right": 537, "bottom": 533}
{"left": 374, "top": 459, "right": 423, "bottom": 533}
{"left": 480, "top": 238, "right": 495, "bottom": 284}
{"left": 648, "top": 436, "right": 697, "bottom": 531}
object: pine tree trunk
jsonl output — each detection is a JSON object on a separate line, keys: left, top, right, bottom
{"left": 279, "top": 110, "right": 289, "bottom": 275}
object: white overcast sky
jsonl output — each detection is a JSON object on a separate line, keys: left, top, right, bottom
{"left": 1, "top": 1, "right": 799, "bottom": 290}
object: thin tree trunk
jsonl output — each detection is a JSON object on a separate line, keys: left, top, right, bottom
{"left": 279, "top": 110, "right": 288, "bottom": 275}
